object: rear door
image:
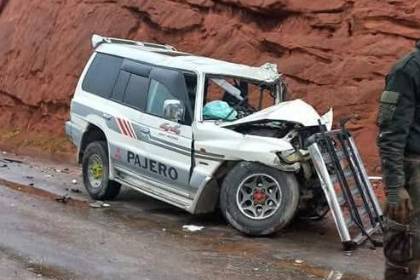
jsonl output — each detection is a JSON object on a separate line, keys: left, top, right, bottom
{"left": 75, "top": 52, "right": 135, "bottom": 180}
{"left": 106, "top": 60, "right": 153, "bottom": 180}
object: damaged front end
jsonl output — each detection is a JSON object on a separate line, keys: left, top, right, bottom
{"left": 218, "top": 101, "right": 335, "bottom": 220}
{"left": 221, "top": 99, "right": 334, "bottom": 169}
{"left": 195, "top": 71, "right": 383, "bottom": 247}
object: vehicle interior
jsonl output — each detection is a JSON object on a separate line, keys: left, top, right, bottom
{"left": 203, "top": 76, "right": 278, "bottom": 121}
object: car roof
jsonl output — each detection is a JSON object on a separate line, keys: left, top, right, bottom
{"left": 96, "top": 42, "right": 280, "bottom": 82}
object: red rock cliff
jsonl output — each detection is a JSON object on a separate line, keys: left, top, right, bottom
{"left": 0, "top": 0, "right": 418, "bottom": 169}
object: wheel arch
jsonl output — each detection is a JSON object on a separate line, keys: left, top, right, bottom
{"left": 190, "top": 160, "right": 240, "bottom": 214}
{"left": 78, "top": 124, "right": 108, "bottom": 164}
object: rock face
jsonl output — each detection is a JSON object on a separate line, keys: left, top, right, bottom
{"left": 0, "top": 0, "right": 419, "bottom": 170}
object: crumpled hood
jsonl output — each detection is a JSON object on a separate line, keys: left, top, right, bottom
{"left": 221, "top": 99, "right": 323, "bottom": 127}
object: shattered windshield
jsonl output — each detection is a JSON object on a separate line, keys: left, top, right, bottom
{"left": 203, "top": 76, "right": 277, "bottom": 121}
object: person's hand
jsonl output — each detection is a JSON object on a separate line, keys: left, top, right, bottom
{"left": 385, "top": 188, "right": 414, "bottom": 224}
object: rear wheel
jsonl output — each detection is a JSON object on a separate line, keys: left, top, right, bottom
{"left": 220, "top": 162, "right": 299, "bottom": 236}
{"left": 82, "top": 141, "right": 121, "bottom": 200}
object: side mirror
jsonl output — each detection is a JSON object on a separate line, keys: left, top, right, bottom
{"left": 163, "top": 99, "right": 184, "bottom": 123}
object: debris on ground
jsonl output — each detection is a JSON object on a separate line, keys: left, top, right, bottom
{"left": 182, "top": 225, "right": 204, "bottom": 232}
{"left": 3, "top": 158, "right": 24, "bottom": 164}
{"left": 55, "top": 195, "right": 72, "bottom": 204}
{"left": 326, "top": 270, "right": 344, "bottom": 280}
{"left": 89, "top": 201, "right": 111, "bottom": 208}
{"left": 294, "top": 259, "right": 305, "bottom": 265}
{"left": 25, "top": 176, "right": 34, "bottom": 180}
{"left": 53, "top": 168, "right": 70, "bottom": 174}
{"left": 66, "top": 188, "right": 81, "bottom": 193}
{"left": 0, "top": 164, "right": 7, "bottom": 168}
{"left": 344, "top": 251, "right": 352, "bottom": 257}
{"left": 71, "top": 179, "right": 77, "bottom": 184}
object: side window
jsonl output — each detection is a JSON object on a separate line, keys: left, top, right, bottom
{"left": 111, "top": 70, "right": 130, "bottom": 102}
{"left": 82, "top": 53, "right": 123, "bottom": 98}
{"left": 123, "top": 74, "right": 149, "bottom": 111}
{"left": 146, "top": 79, "right": 177, "bottom": 117}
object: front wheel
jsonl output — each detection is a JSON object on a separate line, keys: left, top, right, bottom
{"left": 220, "top": 162, "right": 300, "bottom": 236}
{"left": 82, "top": 141, "right": 121, "bottom": 201}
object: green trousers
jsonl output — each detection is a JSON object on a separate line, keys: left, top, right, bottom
{"left": 385, "top": 157, "right": 420, "bottom": 280}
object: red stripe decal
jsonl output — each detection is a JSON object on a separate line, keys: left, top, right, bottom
{"left": 115, "top": 118, "right": 124, "bottom": 135}
{"left": 127, "top": 121, "right": 137, "bottom": 139}
{"left": 122, "top": 119, "right": 134, "bottom": 138}
{"left": 117, "top": 118, "right": 129, "bottom": 136}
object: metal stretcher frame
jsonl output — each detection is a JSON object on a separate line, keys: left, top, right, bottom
{"left": 307, "top": 125, "right": 383, "bottom": 250}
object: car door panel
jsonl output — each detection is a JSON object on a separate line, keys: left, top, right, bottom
{"left": 133, "top": 112, "right": 194, "bottom": 194}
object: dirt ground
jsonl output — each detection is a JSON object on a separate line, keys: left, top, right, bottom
{"left": 0, "top": 152, "right": 388, "bottom": 280}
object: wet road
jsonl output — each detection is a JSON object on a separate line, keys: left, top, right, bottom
{"left": 0, "top": 155, "right": 386, "bottom": 280}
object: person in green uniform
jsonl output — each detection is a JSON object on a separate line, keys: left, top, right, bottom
{"left": 378, "top": 42, "right": 420, "bottom": 280}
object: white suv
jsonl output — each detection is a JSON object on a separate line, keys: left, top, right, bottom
{"left": 66, "top": 35, "right": 333, "bottom": 236}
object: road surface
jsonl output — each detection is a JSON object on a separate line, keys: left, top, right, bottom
{"left": 0, "top": 153, "right": 386, "bottom": 280}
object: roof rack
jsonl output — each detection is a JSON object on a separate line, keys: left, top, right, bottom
{"left": 91, "top": 34, "right": 177, "bottom": 51}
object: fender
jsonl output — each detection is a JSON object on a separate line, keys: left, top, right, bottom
{"left": 71, "top": 99, "right": 115, "bottom": 178}
{"left": 193, "top": 122, "right": 299, "bottom": 173}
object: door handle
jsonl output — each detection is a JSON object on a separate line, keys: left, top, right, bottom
{"left": 139, "top": 127, "right": 150, "bottom": 134}
{"left": 102, "top": 113, "right": 112, "bottom": 121}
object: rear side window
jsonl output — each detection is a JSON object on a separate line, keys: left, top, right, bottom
{"left": 123, "top": 74, "right": 149, "bottom": 111}
{"left": 82, "top": 53, "right": 123, "bottom": 98}
{"left": 111, "top": 70, "right": 130, "bottom": 102}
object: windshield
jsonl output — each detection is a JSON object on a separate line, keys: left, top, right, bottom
{"left": 203, "top": 76, "right": 278, "bottom": 121}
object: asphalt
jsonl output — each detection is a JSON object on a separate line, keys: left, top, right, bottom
{"left": 0, "top": 152, "right": 387, "bottom": 280}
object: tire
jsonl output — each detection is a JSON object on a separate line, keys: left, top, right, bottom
{"left": 220, "top": 161, "right": 300, "bottom": 236}
{"left": 82, "top": 141, "right": 121, "bottom": 201}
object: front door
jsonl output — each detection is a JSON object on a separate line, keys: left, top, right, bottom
{"left": 135, "top": 67, "right": 197, "bottom": 195}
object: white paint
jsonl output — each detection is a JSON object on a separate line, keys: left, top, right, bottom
{"left": 93, "top": 35, "right": 280, "bottom": 82}
{"left": 221, "top": 99, "right": 326, "bottom": 128}
{"left": 194, "top": 121, "right": 295, "bottom": 168}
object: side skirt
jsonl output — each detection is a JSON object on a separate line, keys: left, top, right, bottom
{"left": 114, "top": 165, "right": 195, "bottom": 212}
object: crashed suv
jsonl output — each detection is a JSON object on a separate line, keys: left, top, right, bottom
{"left": 66, "top": 35, "right": 333, "bottom": 236}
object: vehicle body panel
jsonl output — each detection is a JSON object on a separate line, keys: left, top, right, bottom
{"left": 66, "top": 35, "right": 332, "bottom": 214}
{"left": 220, "top": 99, "right": 323, "bottom": 128}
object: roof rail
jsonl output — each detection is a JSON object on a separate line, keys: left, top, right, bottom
{"left": 91, "top": 34, "right": 177, "bottom": 51}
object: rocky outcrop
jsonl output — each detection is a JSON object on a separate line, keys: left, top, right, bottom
{"left": 0, "top": 0, "right": 419, "bottom": 169}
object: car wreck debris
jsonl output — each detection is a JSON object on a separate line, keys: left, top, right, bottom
{"left": 307, "top": 122, "right": 383, "bottom": 250}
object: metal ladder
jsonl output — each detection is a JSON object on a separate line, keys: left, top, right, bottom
{"left": 307, "top": 123, "right": 384, "bottom": 250}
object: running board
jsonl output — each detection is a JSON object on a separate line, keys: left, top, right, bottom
{"left": 307, "top": 124, "right": 384, "bottom": 250}
{"left": 113, "top": 166, "right": 194, "bottom": 212}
